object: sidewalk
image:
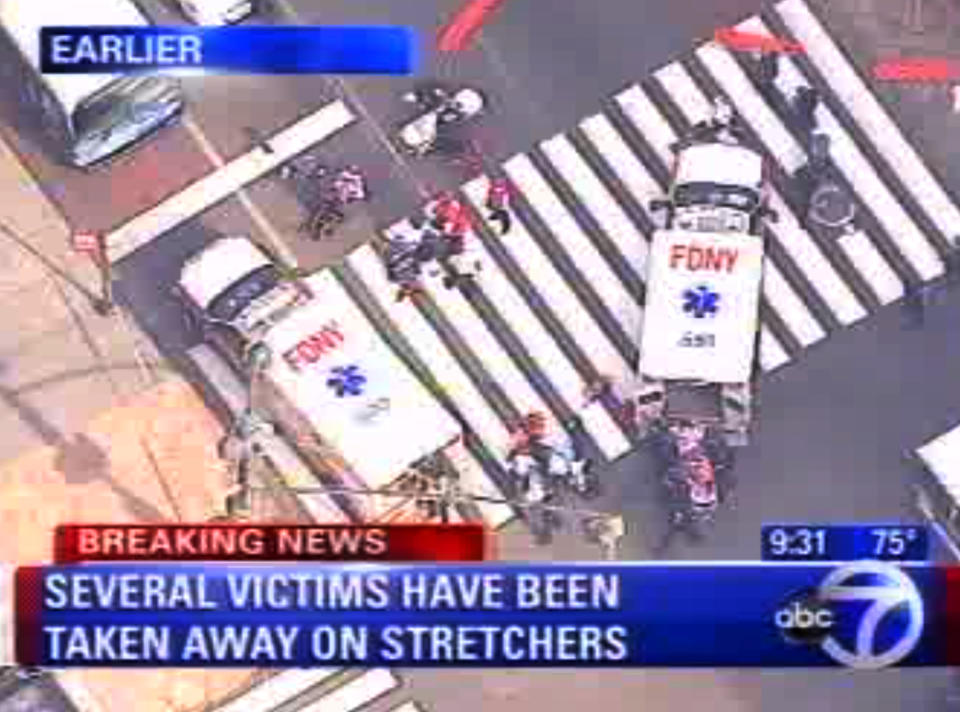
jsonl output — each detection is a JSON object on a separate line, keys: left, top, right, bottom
{"left": 0, "top": 379, "right": 270, "bottom": 712}
{"left": 0, "top": 136, "right": 288, "bottom": 711}
{"left": 0, "top": 135, "right": 166, "bottom": 462}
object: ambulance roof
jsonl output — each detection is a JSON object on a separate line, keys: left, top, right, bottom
{"left": 675, "top": 143, "right": 764, "bottom": 191}
{"left": 0, "top": 0, "right": 148, "bottom": 116}
{"left": 639, "top": 229, "right": 764, "bottom": 383}
{"left": 178, "top": 236, "right": 273, "bottom": 310}
{"left": 261, "top": 270, "right": 461, "bottom": 488}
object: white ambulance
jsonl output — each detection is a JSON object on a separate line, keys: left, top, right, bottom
{"left": 640, "top": 138, "right": 769, "bottom": 446}
{"left": 176, "top": 236, "right": 464, "bottom": 522}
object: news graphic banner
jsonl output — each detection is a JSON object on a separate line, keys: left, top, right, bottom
{"left": 40, "top": 26, "right": 417, "bottom": 75}
{"left": 13, "top": 562, "right": 960, "bottom": 669}
{"left": 762, "top": 525, "right": 929, "bottom": 562}
{"left": 53, "top": 524, "right": 487, "bottom": 563}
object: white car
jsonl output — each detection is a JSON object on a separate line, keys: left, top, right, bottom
{"left": 175, "top": 0, "right": 254, "bottom": 25}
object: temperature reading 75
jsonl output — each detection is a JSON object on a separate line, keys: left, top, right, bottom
{"left": 871, "top": 528, "right": 919, "bottom": 557}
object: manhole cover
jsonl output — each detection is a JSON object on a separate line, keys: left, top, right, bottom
{"left": 809, "top": 182, "right": 857, "bottom": 228}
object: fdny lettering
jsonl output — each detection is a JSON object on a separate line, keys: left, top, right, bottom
{"left": 282, "top": 322, "right": 344, "bottom": 371}
{"left": 668, "top": 243, "right": 740, "bottom": 273}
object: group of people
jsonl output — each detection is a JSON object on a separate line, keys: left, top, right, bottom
{"left": 506, "top": 411, "right": 591, "bottom": 499}
{"left": 385, "top": 180, "right": 513, "bottom": 302}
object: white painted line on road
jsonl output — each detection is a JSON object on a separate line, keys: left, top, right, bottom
{"left": 183, "top": 117, "right": 300, "bottom": 269}
{"left": 539, "top": 133, "right": 649, "bottom": 278}
{"left": 693, "top": 43, "right": 806, "bottom": 173}
{"left": 213, "top": 669, "right": 344, "bottom": 712}
{"left": 425, "top": 220, "right": 630, "bottom": 460}
{"left": 387, "top": 703, "right": 426, "bottom": 712}
{"left": 836, "top": 229, "right": 903, "bottom": 304}
{"left": 385, "top": 220, "right": 559, "bottom": 423}
{"left": 656, "top": 54, "right": 867, "bottom": 326}
{"left": 763, "top": 261, "right": 827, "bottom": 346}
{"left": 346, "top": 245, "right": 514, "bottom": 528}
{"left": 299, "top": 669, "right": 398, "bottom": 712}
{"left": 776, "top": 0, "right": 960, "bottom": 246}
{"left": 503, "top": 154, "right": 643, "bottom": 341}
{"left": 614, "top": 84, "right": 677, "bottom": 163}
{"left": 766, "top": 191, "right": 867, "bottom": 325}
{"left": 187, "top": 343, "right": 350, "bottom": 523}
{"left": 462, "top": 176, "right": 635, "bottom": 391}
{"left": 107, "top": 100, "right": 356, "bottom": 262}
{"left": 759, "top": 326, "right": 791, "bottom": 371}
{"left": 733, "top": 17, "right": 943, "bottom": 282}
{"left": 654, "top": 62, "right": 714, "bottom": 124}
{"left": 579, "top": 113, "right": 666, "bottom": 218}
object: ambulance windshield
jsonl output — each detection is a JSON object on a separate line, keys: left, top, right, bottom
{"left": 674, "top": 182, "right": 760, "bottom": 213}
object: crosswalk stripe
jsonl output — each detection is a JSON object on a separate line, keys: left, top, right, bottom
{"left": 613, "top": 84, "right": 678, "bottom": 168}
{"left": 462, "top": 176, "right": 636, "bottom": 389}
{"left": 651, "top": 61, "right": 825, "bottom": 354}
{"left": 759, "top": 326, "right": 790, "bottom": 371}
{"left": 679, "top": 46, "right": 871, "bottom": 325}
{"left": 346, "top": 246, "right": 512, "bottom": 456}
{"left": 764, "top": 191, "right": 868, "bottom": 324}
{"left": 387, "top": 220, "right": 631, "bottom": 461}
{"left": 836, "top": 229, "right": 904, "bottom": 304}
{"left": 503, "top": 154, "right": 644, "bottom": 342}
{"left": 762, "top": 263, "right": 827, "bottom": 346}
{"left": 727, "top": 18, "right": 943, "bottom": 282}
{"left": 579, "top": 113, "right": 666, "bottom": 219}
{"left": 539, "top": 134, "right": 650, "bottom": 278}
{"left": 776, "top": 0, "right": 960, "bottom": 247}
{"left": 456, "top": 230, "right": 631, "bottom": 459}
{"left": 298, "top": 669, "right": 398, "bottom": 712}
{"left": 385, "top": 221, "right": 562, "bottom": 428}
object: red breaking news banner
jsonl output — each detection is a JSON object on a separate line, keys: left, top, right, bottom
{"left": 54, "top": 524, "right": 487, "bottom": 563}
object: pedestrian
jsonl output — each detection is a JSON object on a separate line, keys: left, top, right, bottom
{"left": 792, "top": 86, "right": 820, "bottom": 140}
{"left": 426, "top": 191, "right": 471, "bottom": 235}
{"left": 756, "top": 49, "right": 780, "bottom": 89}
{"left": 582, "top": 376, "right": 636, "bottom": 428}
{"left": 485, "top": 178, "right": 513, "bottom": 235}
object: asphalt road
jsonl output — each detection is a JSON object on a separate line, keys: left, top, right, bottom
{"left": 14, "top": 0, "right": 960, "bottom": 709}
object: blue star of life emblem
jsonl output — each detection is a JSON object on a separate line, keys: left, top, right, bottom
{"left": 326, "top": 364, "right": 366, "bottom": 397}
{"left": 683, "top": 285, "right": 720, "bottom": 319}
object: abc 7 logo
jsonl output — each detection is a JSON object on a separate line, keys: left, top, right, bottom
{"left": 773, "top": 561, "right": 925, "bottom": 669}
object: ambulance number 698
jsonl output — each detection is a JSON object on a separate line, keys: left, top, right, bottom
{"left": 678, "top": 332, "right": 715, "bottom": 348}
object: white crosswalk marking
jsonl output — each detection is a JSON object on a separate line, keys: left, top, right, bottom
{"left": 762, "top": 263, "right": 826, "bottom": 346}
{"left": 668, "top": 48, "right": 868, "bottom": 325}
{"left": 652, "top": 61, "right": 826, "bottom": 355}
{"left": 504, "top": 154, "right": 643, "bottom": 342}
{"left": 388, "top": 221, "right": 631, "bottom": 461}
{"left": 730, "top": 17, "right": 943, "bottom": 281}
{"left": 346, "top": 247, "right": 511, "bottom": 455}
{"left": 462, "top": 176, "right": 635, "bottom": 387}
{"left": 345, "top": 248, "right": 514, "bottom": 527}
{"left": 384, "top": 221, "right": 561, "bottom": 425}
{"left": 836, "top": 229, "right": 904, "bottom": 304}
{"left": 579, "top": 114, "right": 666, "bottom": 216}
{"left": 539, "top": 134, "right": 649, "bottom": 278}
{"left": 776, "top": 0, "right": 960, "bottom": 246}
{"left": 614, "top": 84, "right": 677, "bottom": 160}
{"left": 759, "top": 326, "right": 790, "bottom": 371}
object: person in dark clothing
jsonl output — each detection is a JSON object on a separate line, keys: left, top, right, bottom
{"left": 756, "top": 50, "right": 780, "bottom": 88}
{"left": 792, "top": 86, "right": 820, "bottom": 140}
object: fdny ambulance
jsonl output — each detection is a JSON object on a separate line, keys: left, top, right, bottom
{"left": 640, "top": 138, "right": 768, "bottom": 446}
{"left": 176, "top": 236, "right": 463, "bottom": 521}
